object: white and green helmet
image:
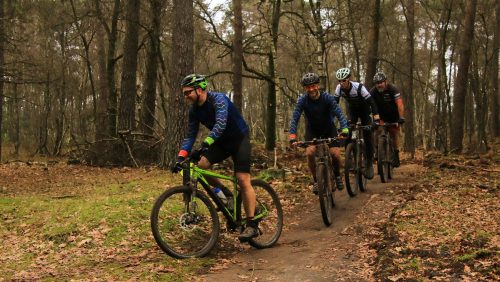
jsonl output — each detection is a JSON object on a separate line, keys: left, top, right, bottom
{"left": 335, "top": 67, "right": 351, "bottom": 80}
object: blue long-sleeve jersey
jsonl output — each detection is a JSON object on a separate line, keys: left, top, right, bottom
{"left": 289, "top": 91, "right": 348, "bottom": 136}
{"left": 180, "top": 91, "right": 248, "bottom": 153}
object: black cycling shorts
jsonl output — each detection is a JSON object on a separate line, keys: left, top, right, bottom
{"left": 204, "top": 133, "right": 251, "bottom": 173}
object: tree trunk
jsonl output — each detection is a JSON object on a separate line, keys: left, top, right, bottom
{"left": 95, "top": 18, "right": 109, "bottom": 140}
{"left": 401, "top": 0, "right": 415, "bottom": 156}
{"left": 265, "top": 50, "right": 277, "bottom": 151}
{"left": 265, "top": 0, "right": 281, "bottom": 151}
{"left": 450, "top": 0, "right": 478, "bottom": 153}
{"left": 118, "top": 0, "right": 140, "bottom": 131}
{"left": 70, "top": 0, "right": 97, "bottom": 133}
{"left": 434, "top": 0, "right": 452, "bottom": 152}
{"left": 164, "top": 0, "right": 194, "bottom": 167}
{"left": 490, "top": 1, "right": 500, "bottom": 137}
{"left": 309, "top": 0, "right": 326, "bottom": 89}
{"left": 141, "top": 0, "right": 161, "bottom": 135}
{"left": 346, "top": 0, "right": 360, "bottom": 75}
{"left": 53, "top": 30, "right": 68, "bottom": 156}
{"left": 94, "top": 0, "right": 121, "bottom": 137}
{"left": 232, "top": 0, "right": 243, "bottom": 112}
{"left": 37, "top": 71, "right": 51, "bottom": 156}
{"left": 0, "top": 0, "right": 4, "bottom": 161}
{"left": 364, "top": 0, "right": 381, "bottom": 88}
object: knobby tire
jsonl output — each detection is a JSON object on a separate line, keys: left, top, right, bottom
{"left": 248, "top": 179, "right": 283, "bottom": 249}
{"left": 150, "top": 186, "right": 220, "bottom": 259}
{"left": 317, "top": 163, "right": 334, "bottom": 226}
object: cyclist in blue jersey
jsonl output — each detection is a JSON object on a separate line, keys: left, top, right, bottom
{"left": 289, "top": 72, "right": 349, "bottom": 194}
{"left": 171, "top": 74, "right": 258, "bottom": 242}
{"left": 334, "top": 68, "right": 380, "bottom": 179}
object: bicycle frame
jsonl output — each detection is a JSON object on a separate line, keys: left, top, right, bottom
{"left": 379, "top": 123, "right": 398, "bottom": 160}
{"left": 180, "top": 162, "right": 267, "bottom": 230}
{"left": 349, "top": 123, "right": 372, "bottom": 166}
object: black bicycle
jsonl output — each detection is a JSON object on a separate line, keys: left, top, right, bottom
{"left": 344, "top": 123, "right": 372, "bottom": 197}
{"left": 296, "top": 137, "right": 340, "bottom": 226}
{"left": 377, "top": 122, "right": 399, "bottom": 183}
{"left": 151, "top": 155, "right": 283, "bottom": 259}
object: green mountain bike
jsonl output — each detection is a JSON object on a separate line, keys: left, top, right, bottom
{"left": 150, "top": 155, "right": 283, "bottom": 259}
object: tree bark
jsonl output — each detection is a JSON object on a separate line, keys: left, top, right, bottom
{"left": 0, "top": 0, "right": 4, "bottom": 161}
{"left": 450, "top": 0, "right": 478, "bottom": 153}
{"left": 164, "top": 0, "right": 194, "bottom": 166}
{"left": 141, "top": 0, "right": 161, "bottom": 135}
{"left": 490, "top": 1, "right": 500, "bottom": 137}
{"left": 118, "top": 0, "right": 140, "bottom": 131}
{"left": 401, "top": 0, "right": 415, "bottom": 156}
{"left": 232, "top": 0, "right": 243, "bottom": 112}
{"left": 94, "top": 0, "right": 121, "bottom": 137}
{"left": 95, "top": 17, "right": 109, "bottom": 140}
{"left": 434, "top": 0, "right": 452, "bottom": 152}
{"left": 364, "top": 0, "right": 381, "bottom": 88}
{"left": 265, "top": 0, "right": 281, "bottom": 151}
{"left": 266, "top": 50, "right": 277, "bottom": 151}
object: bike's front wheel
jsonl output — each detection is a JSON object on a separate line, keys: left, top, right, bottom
{"left": 317, "top": 164, "right": 334, "bottom": 226}
{"left": 387, "top": 143, "right": 394, "bottom": 180}
{"left": 150, "top": 186, "right": 220, "bottom": 259}
{"left": 358, "top": 142, "right": 367, "bottom": 192}
{"left": 378, "top": 138, "right": 389, "bottom": 183}
{"left": 344, "top": 143, "right": 359, "bottom": 197}
{"left": 248, "top": 179, "right": 283, "bottom": 249}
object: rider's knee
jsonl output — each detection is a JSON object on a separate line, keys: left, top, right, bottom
{"left": 197, "top": 157, "right": 211, "bottom": 169}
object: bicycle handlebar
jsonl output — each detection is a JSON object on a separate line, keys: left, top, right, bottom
{"left": 350, "top": 124, "right": 373, "bottom": 131}
{"left": 377, "top": 122, "right": 399, "bottom": 128}
{"left": 295, "top": 137, "right": 342, "bottom": 148}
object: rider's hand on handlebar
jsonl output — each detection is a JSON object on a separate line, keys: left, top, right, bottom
{"left": 373, "top": 114, "right": 381, "bottom": 125}
{"left": 190, "top": 143, "right": 209, "bottom": 162}
{"left": 289, "top": 138, "right": 298, "bottom": 147}
{"left": 171, "top": 156, "right": 185, "bottom": 173}
{"left": 339, "top": 128, "right": 349, "bottom": 139}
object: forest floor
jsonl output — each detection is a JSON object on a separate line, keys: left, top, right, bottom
{"left": 0, "top": 141, "right": 498, "bottom": 281}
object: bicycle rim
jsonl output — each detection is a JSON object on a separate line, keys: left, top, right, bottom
{"left": 344, "top": 143, "right": 358, "bottom": 197}
{"left": 150, "top": 186, "right": 220, "bottom": 258}
{"left": 378, "top": 139, "right": 388, "bottom": 183}
{"left": 248, "top": 179, "right": 283, "bottom": 249}
{"left": 317, "top": 164, "right": 334, "bottom": 226}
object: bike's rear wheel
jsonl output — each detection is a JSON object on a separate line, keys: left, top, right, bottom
{"left": 378, "top": 138, "right": 389, "bottom": 183}
{"left": 248, "top": 179, "right": 283, "bottom": 249}
{"left": 358, "top": 142, "right": 367, "bottom": 192}
{"left": 344, "top": 143, "right": 359, "bottom": 197}
{"left": 317, "top": 164, "right": 334, "bottom": 226}
{"left": 151, "top": 186, "right": 220, "bottom": 259}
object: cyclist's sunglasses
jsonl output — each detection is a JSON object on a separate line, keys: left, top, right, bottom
{"left": 338, "top": 79, "right": 348, "bottom": 83}
{"left": 183, "top": 89, "right": 195, "bottom": 96}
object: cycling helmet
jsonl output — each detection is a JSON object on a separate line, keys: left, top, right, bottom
{"left": 301, "top": 72, "right": 320, "bottom": 86}
{"left": 335, "top": 67, "right": 351, "bottom": 80}
{"left": 373, "top": 72, "right": 387, "bottom": 84}
{"left": 181, "top": 74, "right": 208, "bottom": 90}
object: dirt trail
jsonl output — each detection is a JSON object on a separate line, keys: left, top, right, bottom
{"left": 200, "top": 164, "right": 421, "bottom": 281}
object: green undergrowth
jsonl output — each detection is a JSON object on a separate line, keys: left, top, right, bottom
{"left": 0, "top": 169, "right": 216, "bottom": 281}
